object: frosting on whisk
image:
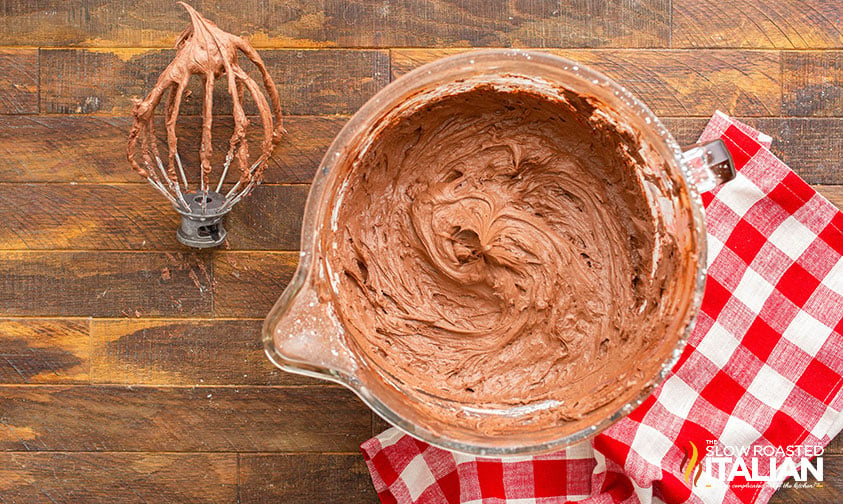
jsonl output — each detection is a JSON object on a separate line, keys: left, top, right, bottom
{"left": 127, "top": 2, "right": 284, "bottom": 214}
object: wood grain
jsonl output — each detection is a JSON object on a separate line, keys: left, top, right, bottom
{"left": 814, "top": 186, "right": 843, "bottom": 209}
{"left": 1, "top": 115, "right": 840, "bottom": 186}
{"left": 242, "top": 50, "right": 389, "bottom": 116}
{"left": 827, "top": 434, "right": 842, "bottom": 455}
{"left": 768, "top": 454, "right": 841, "bottom": 504}
{"left": 0, "top": 452, "right": 237, "bottom": 503}
{"left": 372, "top": 412, "right": 392, "bottom": 437}
{"left": 0, "top": 115, "right": 345, "bottom": 184}
{"left": 0, "top": 116, "right": 133, "bottom": 182}
{"left": 0, "top": 0, "right": 669, "bottom": 49}
{"left": 783, "top": 51, "right": 843, "bottom": 117}
{"left": 0, "top": 183, "right": 306, "bottom": 251}
{"left": 0, "top": 385, "right": 370, "bottom": 452}
{"left": 0, "top": 49, "right": 38, "bottom": 114}
{"left": 40, "top": 48, "right": 170, "bottom": 114}
{"left": 658, "top": 117, "right": 717, "bottom": 147}
{"left": 528, "top": 0, "right": 669, "bottom": 48}
{"left": 269, "top": 115, "right": 345, "bottom": 183}
{"left": 0, "top": 319, "right": 89, "bottom": 384}
{"left": 391, "top": 49, "right": 782, "bottom": 116}
{"left": 673, "top": 0, "right": 843, "bottom": 49}
{"left": 661, "top": 117, "right": 843, "bottom": 185}
{"left": 0, "top": 183, "right": 178, "bottom": 250}
{"left": 0, "top": 252, "right": 212, "bottom": 317}
{"left": 730, "top": 118, "right": 843, "bottom": 185}
{"left": 214, "top": 252, "right": 298, "bottom": 318}
{"left": 40, "top": 48, "right": 389, "bottom": 115}
{"left": 90, "top": 318, "right": 314, "bottom": 386}
{"left": 239, "top": 453, "right": 377, "bottom": 503}
{"left": 225, "top": 185, "right": 308, "bottom": 251}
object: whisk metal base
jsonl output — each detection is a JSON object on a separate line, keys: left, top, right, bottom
{"left": 176, "top": 190, "right": 231, "bottom": 248}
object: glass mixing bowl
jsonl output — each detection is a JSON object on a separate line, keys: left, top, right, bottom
{"left": 263, "top": 50, "right": 734, "bottom": 456}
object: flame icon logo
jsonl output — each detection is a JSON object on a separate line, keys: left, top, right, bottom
{"left": 681, "top": 441, "right": 703, "bottom": 486}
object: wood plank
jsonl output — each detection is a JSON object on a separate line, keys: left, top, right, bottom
{"left": 519, "top": 0, "right": 669, "bottom": 48}
{"left": 557, "top": 50, "right": 780, "bottom": 117}
{"left": 2, "top": 123, "right": 834, "bottom": 254}
{"left": 658, "top": 117, "right": 711, "bottom": 147}
{"left": 0, "top": 49, "right": 38, "bottom": 114}
{"left": 391, "top": 49, "right": 782, "bottom": 116}
{"left": 39, "top": 48, "right": 170, "bottom": 114}
{"left": 269, "top": 115, "right": 345, "bottom": 184}
{"left": 40, "top": 48, "right": 389, "bottom": 115}
{"left": 0, "top": 319, "right": 89, "bottom": 384}
{"left": 783, "top": 51, "right": 843, "bottom": 117}
{"left": 257, "top": 49, "right": 389, "bottom": 115}
{"left": 5, "top": 115, "right": 841, "bottom": 186}
{"left": 0, "top": 0, "right": 669, "bottom": 48}
{"left": 214, "top": 252, "right": 298, "bottom": 318}
{"left": 0, "top": 183, "right": 178, "bottom": 250}
{"left": 0, "top": 452, "right": 236, "bottom": 503}
{"left": 0, "top": 116, "right": 132, "bottom": 182}
{"left": 0, "top": 183, "right": 306, "bottom": 251}
{"left": 673, "top": 0, "right": 843, "bottom": 49}
{"left": 0, "top": 115, "right": 345, "bottom": 184}
{"left": 0, "top": 385, "right": 370, "bottom": 452}
{"left": 0, "top": 121, "right": 835, "bottom": 253}
{"left": 0, "top": 252, "right": 212, "bottom": 317}
{"left": 90, "top": 318, "right": 315, "bottom": 386}
{"left": 769, "top": 454, "right": 841, "bottom": 503}
{"left": 0, "top": 0, "right": 208, "bottom": 48}
{"left": 372, "top": 412, "right": 392, "bottom": 437}
{"left": 661, "top": 117, "right": 843, "bottom": 185}
{"left": 225, "top": 185, "right": 308, "bottom": 250}
{"left": 729, "top": 118, "right": 843, "bottom": 186}
{"left": 239, "top": 454, "right": 377, "bottom": 503}
{"left": 827, "top": 432, "right": 842, "bottom": 455}
{"left": 814, "top": 186, "right": 843, "bottom": 209}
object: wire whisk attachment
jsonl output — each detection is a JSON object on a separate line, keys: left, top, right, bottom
{"left": 127, "top": 2, "right": 284, "bottom": 248}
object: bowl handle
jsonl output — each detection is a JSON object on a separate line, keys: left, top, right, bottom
{"left": 682, "top": 139, "right": 736, "bottom": 193}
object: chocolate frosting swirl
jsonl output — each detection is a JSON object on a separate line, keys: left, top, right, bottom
{"left": 322, "top": 83, "right": 683, "bottom": 433}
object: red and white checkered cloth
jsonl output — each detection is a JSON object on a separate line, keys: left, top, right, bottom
{"left": 360, "top": 112, "right": 843, "bottom": 504}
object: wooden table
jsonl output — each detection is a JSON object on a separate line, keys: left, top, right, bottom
{"left": 0, "top": 1, "right": 840, "bottom": 502}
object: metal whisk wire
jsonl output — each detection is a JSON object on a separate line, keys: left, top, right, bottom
{"left": 126, "top": 2, "right": 284, "bottom": 247}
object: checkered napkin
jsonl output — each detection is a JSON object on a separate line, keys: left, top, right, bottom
{"left": 360, "top": 112, "right": 843, "bottom": 504}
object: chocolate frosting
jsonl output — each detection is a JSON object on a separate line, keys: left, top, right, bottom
{"left": 322, "top": 82, "right": 684, "bottom": 433}
{"left": 127, "top": 2, "right": 283, "bottom": 191}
